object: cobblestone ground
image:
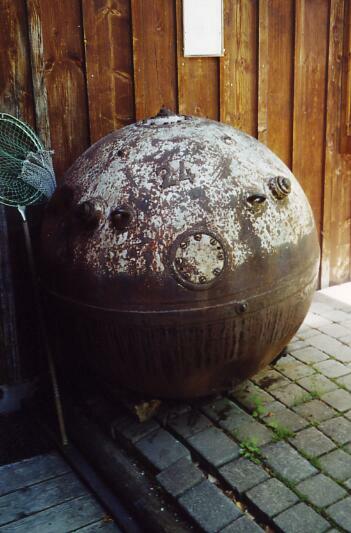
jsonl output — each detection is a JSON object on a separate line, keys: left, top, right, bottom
{"left": 84, "top": 290, "right": 351, "bottom": 532}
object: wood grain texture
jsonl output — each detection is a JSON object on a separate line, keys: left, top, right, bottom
{"left": 0, "top": 472, "right": 86, "bottom": 526}
{"left": 292, "top": 0, "right": 330, "bottom": 239}
{"left": 176, "top": 0, "right": 219, "bottom": 119}
{"left": 220, "top": 0, "right": 258, "bottom": 135}
{"left": 32, "top": 0, "right": 90, "bottom": 181}
{"left": 82, "top": 0, "right": 135, "bottom": 143}
{"left": 339, "top": 0, "right": 351, "bottom": 153}
{"left": 0, "top": 452, "right": 69, "bottom": 496}
{"left": 322, "top": 0, "right": 351, "bottom": 286}
{"left": 131, "top": 0, "right": 177, "bottom": 120}
{"left": 0, "top": 495, "right": 104, "bottom": 533}
{"left": 258, "top": 0, "right": 294, "bottom": 166}
{"left": 26, "top": 0, "right": 51, "bottom": 148}
{"left": 0, "top": 0, "right": 35, "bottom": 123}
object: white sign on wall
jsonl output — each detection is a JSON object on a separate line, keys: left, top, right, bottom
{"left": 183, "top": 0, "right": 224, "bottom": 57}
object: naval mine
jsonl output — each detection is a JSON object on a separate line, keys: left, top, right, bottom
{"left": 40, "top": 109, "right": 320, "bottom": 398}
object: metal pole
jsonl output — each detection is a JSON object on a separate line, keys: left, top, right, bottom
{"left": 18, "top": 205, "right": 68, "bottom": 446}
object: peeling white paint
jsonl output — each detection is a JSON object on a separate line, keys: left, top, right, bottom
{"left": 49, "top": 115, "right": 316, "bottom": 281}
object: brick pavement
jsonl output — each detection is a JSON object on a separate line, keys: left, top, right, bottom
{"left": 84, "top": 290, "right": 351, "bottom": 532}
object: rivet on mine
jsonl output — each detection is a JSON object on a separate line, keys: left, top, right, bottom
{"left": 217, "top": 251, "right": 224, "bottom": 260}
{"left": 213, "top": 268, "right": 221, "bottom": 276}
{"left": 194, "top": 233, "right": 202, "bottom": 241}
{"left": 237, "top": 302, "right": 248, "bottom": 314}
{"left": 210, "top": 238, "right": 217, "bottom": 246}
{"left": 180, "top": 241, "right": 188, "bottom": 249}
{"left": 199, "top": 276, "right": 207, "bottom": 284}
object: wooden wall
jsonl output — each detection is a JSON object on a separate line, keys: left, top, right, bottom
{"left": 1, "top": 0, "right": 351, "bottom": 287}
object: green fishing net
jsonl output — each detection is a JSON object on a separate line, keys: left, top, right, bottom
{"left": 0, "top": 113, "right": 56, "bottom": 207}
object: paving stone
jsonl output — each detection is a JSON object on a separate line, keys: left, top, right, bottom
{"left": 340, "top": 334, "right": 351, "bottom": 345}
{"left": 317, "top": 323, "right": 351, "bottom": 339}
{"left": 219, "top": 457, "right": 268, "bottom": 495}
{"left": 273, "top": 503, "right": 330, "bottom": 533}
{"left": 276, "top": 360, "right": 316, "bottom": 381}
{"left": 156, "top": 456, "right": 204, "bottom": 497}
{"left": 326, "top": 497, "right": 351, "bottom": 530}
{"left": 292, "top": 346, "right": 329, "bottom": 364}
{"left": 287, "top": 340, "right": 308, "bottom": 352}
{"left": 344, "top": 478, "right": 351, "bottom": 490}
{"left": 335, "top": 372, "right": 351, "bottom": 391}
{"left": 323, "top": 309, "right": 351, "bottom": 322}
{"left": 260, "top": 400, "right": 286, "bottom": 418}
{"left": 246, "top": 478, "right": 298, "bottom": 518}
{"left": 188, "top": 426, "right": 240, "bottom": 467}
{"left": 251, "top": 368, "right": 290, "bottom": 391}
{"left": 264, "top": 407, "right": 309, "bottom": 432}
{"left": 178, "top": 479, "right": 242, "bottom": 532}
{"left": 296, "top": 326, "right": 319, "bottom": 340}
{"left": 270, "top": 383, "right": 307, "bottom": 407}
{"left": 111, "top": 414, "right": 160, "bottom": 443}
{"left": 344, "top": 442, "right": 351, "bottom": 454}
{"left": 289, "top": 427, "right": 335, "bottom": 457}
{"left": 229, "top": 381, "right": 273, "bottom": 413}
{"left": 309, "top": 334, "right": 351, "bottom": 362}
{"left": 319, "top": 449, "right": 351, "bottom": 481}
{"left": 296, "top": 473, "right": 346, "bottom": 507}
{"left": 202, "top": 398, "right": 251, "bottom": 432}
{"left": 262, "top": 441, "right": 317, "bottom": 483}
{"left": 313, "top": 359, "right": 350, "bottom": 378}
{"left": 273, "top": 353, "right": 296, "bottom": 368}
{"left": 310, "top": 302, "right": 334, "bottom": 316}
{"left": 297, "top": 373, "right": 338, "bottom": 394}
{"left": 344, "top": 409, "right": 351, "bottom": 420}
{"left": 293, "top": 399, "right": 336, "bottom": 423}
{"left": 344, "top": 319, "right": 351, "bottom": 329}
{"left": 168, "top": 410, "right": 213, "bottom": 439}
{"left": 227, "top": 419, "right": 274, "bottom": 446}
{"left": 321, "top": 389, "right": 351, "bottom": 412}
{"left": 319, "top": 417, "right": 351, "bottom": 445}
{"left": 220, "top": 515, "right": 264, "bottom": 532}
{"left": 135, "top": 428, "right": 190, "bottom": 471}
{"left": 303, "top": 312, "right": 333, "bottom": 328}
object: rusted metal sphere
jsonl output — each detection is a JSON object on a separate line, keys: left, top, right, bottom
{"left": 40, "top": 110, "right": 320, "bottom": 399}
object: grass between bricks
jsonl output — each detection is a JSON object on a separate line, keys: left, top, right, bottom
{"left": 266, "top": 420, "right": 295, "bottom": 441}
{"left": 239, "top": 438, "right": 262, "bottom": 464}
{"left": 292, "top": 389, "right": 322, "bottom": 406}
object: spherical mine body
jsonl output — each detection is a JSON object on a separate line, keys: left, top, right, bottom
{"left": 40, "top": 111, "right": 320, "bottom": 398}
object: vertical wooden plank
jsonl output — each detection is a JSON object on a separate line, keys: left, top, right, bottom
{"left": 26, "top": 0, "right": 51, "bottom": 148}
{"left": 0, "top": 0, "right": 36, "bottom": 384}
{"left": 82, "top": 0, "right": 135, "bottom": 143}
{"left": 322, "top": 0, "right": 351, "bottom": 287}
{"left": 258, "top": 0, "right": 294, "bottom": 167}
{"left": 220, "top": 0, "right": 258, "bottom": 136}
{"left": 339, "top": 0, "right": 351, "bottom": 153}
{"left": 0, "top": 0, "right": 35, "bottom": 124}
{"left": 292, "top": 0, "right": 330, "bottom": 240}
{"left": 176, "top": 0, "right": 219, "bottom": 119}
{"left": 131, "top": 0, "right": 177, "bottom": 120}
{"left": 28, "top": 0, "right": 90, "bottom": 181}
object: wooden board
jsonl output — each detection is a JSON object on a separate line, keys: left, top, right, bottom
{"left": 0, "top": 453, "right": 69, "bottom": 497}
{"left": 131, "top": 0, "right": 177, "bottom": 120}
{"left": 82, "top": 0, "right": 135, "bottom": 143}
{"left": 27, "top": 0, "right": 90, "bottom": 181}
{"left": 220, "top": 0, "right": 257, "bottom": 135}
{"left": 0, "top": 0, "right": 35, "bottom": 124}
{"left": 176, "top": 0, "right": 219, "bottom": 119}
{"left": 292, "top": 0, "right": 330, "bottom": 239}
{"left": 322, "top": 0, "right": 351, "bottom": 286}
{"left": 340, "top": 0, "right": 351, "bottom": 154}
{"left": 258, "top": 0, "right": 294, "bottom": 166}
{"left": 0, "top": 472, "right": 86, "bottom": 526}
{"left": 0, "top": 495, "right": 105, "bottom": 533}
